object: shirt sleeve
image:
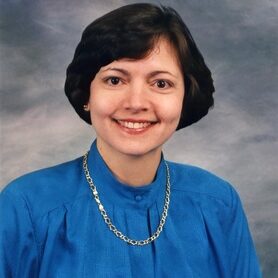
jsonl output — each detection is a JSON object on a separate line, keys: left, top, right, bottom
{"left": 227, "top": 186, "right": 262, "bottom": 277}
{"left": 0, "top": 189, "right": 39, "bottom": 278}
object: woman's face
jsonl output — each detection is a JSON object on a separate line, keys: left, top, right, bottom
{"left": 88, "top": 38, "right": 184, "bottom": 158}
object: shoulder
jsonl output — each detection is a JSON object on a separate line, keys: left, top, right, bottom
{"left": 1, "top": 156, "right": 87, "bottom": 218}
{"left": 167, "top": 161, "right": 237, "bottom": 208}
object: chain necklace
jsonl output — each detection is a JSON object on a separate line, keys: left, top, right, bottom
{"left": 82, "top": 151, "right": 171, "bottom": 246}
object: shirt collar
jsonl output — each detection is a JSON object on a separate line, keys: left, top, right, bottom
{"left": 86, "top": 140, "right": 166, "bottom": 209}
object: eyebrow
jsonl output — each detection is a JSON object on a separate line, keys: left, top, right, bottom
{"left": 147, "top": 70, "right": 177, "bottom": 78}
{"left": 101, "top": 67, "right": 178, "bottom": 78}
{"left": 101, "top": 67, "right": 130, "bottom": 76}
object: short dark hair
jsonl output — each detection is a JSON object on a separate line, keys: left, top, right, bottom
{"left": 65, "top": 3, "right": 214, "bottom": 130}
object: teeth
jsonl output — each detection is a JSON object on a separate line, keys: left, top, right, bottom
{"left": 117, "top": 120, "right": 152, "bottom": 129}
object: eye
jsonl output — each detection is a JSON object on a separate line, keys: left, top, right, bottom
{"left": 105, "top": 76, "right": 122, "bottom": 86}
{"left": 154, "top": 79, "right": 172, "bottom": 89}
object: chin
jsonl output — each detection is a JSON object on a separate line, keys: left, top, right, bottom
{"left": 116, "top": 143, "right": 163, "bottom": 158}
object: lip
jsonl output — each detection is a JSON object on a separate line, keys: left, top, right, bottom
{"left": 113, "top": 118, "right": 158, "bottom": 134}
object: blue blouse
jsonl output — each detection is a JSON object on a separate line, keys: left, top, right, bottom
{"left": 0, "top": 141, "right": 261, "bottom": 277}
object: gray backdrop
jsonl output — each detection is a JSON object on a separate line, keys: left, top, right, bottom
{"left": 1, "top": 0, "right": 277, "bottom": 276}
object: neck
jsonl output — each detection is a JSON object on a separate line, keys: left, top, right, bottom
{"left": 96, "top": 140, "right": 162, "bottom": 187}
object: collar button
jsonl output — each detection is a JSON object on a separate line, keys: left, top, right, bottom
{"left": 135, "top": 195, "right": 143, "bottom": 201}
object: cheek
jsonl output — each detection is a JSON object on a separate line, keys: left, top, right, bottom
{"left": 158, "top": 96, "right": 183, "bottom": 123}
{"left": 89, "top": 94, "right": 118, "bottom": 124}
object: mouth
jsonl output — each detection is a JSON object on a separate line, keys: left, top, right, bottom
{"left": 113, "top": 119, "right": 158, "bottom": 132}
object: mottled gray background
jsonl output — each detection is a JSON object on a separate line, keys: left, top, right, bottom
{"left": 0, "top": 0, "right": 277, "bottom": 276}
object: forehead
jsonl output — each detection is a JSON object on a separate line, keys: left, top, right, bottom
{"left": 100, "top": 38, "right": 182, "bottom": 73}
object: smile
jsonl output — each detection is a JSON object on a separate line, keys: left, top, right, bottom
{"left": 117, "top": 120, "right": 152, "bottom": 129}
{"left": 113, "top": 119, "right": 157, "bottom": 132}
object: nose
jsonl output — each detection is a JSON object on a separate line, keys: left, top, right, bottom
{"left": 123, "top": 82, "right": 150, "bottom": 112}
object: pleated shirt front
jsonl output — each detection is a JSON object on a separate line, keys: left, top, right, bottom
{"left": 0, "top": 141, "right": 261, "bottom": 277}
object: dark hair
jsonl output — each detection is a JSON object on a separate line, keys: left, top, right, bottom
{"left": 65, "top": 3, "right": 214, "bottom": 130}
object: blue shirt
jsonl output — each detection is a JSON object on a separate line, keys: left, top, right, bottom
{"left": 0, "top": 141, "right": 261, "bottom": 277}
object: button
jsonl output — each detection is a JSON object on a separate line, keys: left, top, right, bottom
{"left": 135, "top": 195, "right": 143, "bottom": 201}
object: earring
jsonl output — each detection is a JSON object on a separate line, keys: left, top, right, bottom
{"left": 83, "top": 104, "right": 89, "bottom": 111}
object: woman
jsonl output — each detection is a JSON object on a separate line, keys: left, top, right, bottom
{"left": 0, "top": 3, "right": 261, "bottom": 277}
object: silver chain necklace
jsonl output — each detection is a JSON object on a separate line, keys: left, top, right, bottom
{"left": 82, "top": 151, "right": 171, "bottom": 246}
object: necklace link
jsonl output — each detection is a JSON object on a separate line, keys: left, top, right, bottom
{"left": 83, "top": 151, "right": 171, "bottom": 246}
